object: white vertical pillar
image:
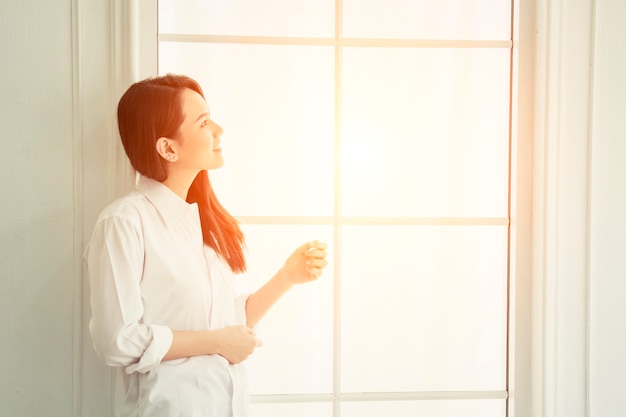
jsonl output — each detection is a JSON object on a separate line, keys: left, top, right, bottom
{"left": 77, "top": 1, "right": 157, "bottom": 415}
{"left": 508, "top": 0, "right": 536, "bottom": 415}
{"left": 533, "top": 0, "right": 594, "bottom": 416}
{"left": 588, "top": 0, "right": 626, "bottom": 415}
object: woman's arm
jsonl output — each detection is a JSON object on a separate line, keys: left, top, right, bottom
{"left": 245, "top": 241, "right": 328, "bottom": 328}
{"left": 163, "top": 326, "right": 261, "bottom": 364}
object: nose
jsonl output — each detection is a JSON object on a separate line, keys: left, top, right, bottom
{"left": 212, "top": 121, "right": 223, "bottom": 138}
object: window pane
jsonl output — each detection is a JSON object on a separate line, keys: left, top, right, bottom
{"left": 250, "top": 402, "right": 333, "bottom": 417}
{"left": 159, "top": 43, "right": 335, "bottom": 216}
{"left": 240, "top": 225, "right": 334, "bottom": 394}
{"left": 159, "top": 0, "right": 335, "bottom": 37}
{"left": 342, "top": 400, "right": 505, "bottom": 417}
{"left": 341, "top": 47, "right": 510, "bottom": 217}
{"left": 340, "top": 225, "right": 508, "bottom": 392}
{"left": 343, "top": 0, "right": 511, "bottom": 40}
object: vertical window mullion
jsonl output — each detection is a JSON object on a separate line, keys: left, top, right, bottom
{"left": 332, "top": 2, "right": 344, "bottom": 417}
{"left": 506, "top": 1, "right": 516, "bottom": 414}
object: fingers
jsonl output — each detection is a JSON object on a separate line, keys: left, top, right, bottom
{"left": 244, "top": 326, "right": 263, "bottom": 347}
{"left": 301, "top": 240, "right": 327, "bottom": 254}
{"left": 305, "top": 256, "right": 327, "bottom": 280}
{"left": 242, "top": 326, "right": 263, "bottom": 347}
{"left": 305, "top": 249, "right": 327, "bottom": 259}
{"left": 303, "top": 241, "right": 328, "bottom": 261}
{"left": 219, "top": 326, "right": 262, "bottom": 364}
{"left": 305, "top": 253, "right": 327, "bottom": 277}
{"left": 305, "top": 257, "right": 328, "bottom": 269}
{"left": 303, "top": 241, "right": 328, "bottom": 281}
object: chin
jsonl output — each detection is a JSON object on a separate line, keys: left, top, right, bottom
{"left": 207, "top": 159, "right": 225, "bottom": 170}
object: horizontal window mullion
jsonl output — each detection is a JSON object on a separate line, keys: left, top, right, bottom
{"left": 159, "top": 33, "right": 335, "bottom": 45}
{"left": 342, "top": 38, "right": 511, "bottom": 49}
{"left": 340, "top": 217, "right": 509, "bottom": 226}
{"left": 236, "top": 216, "right": 509, "bottom": 226}
{"left": 251, "top": 393, "right": 335, "bottom": 404}
{"left": 158, "top": 33, "right": 512, "bottom": 49}
{"left": 236, "top": 216, "right": 335, "bottom": 225}
{"left": 250, "top": 390, "right": 508, "bottom": 403}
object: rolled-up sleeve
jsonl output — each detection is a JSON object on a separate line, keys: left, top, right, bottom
{"left": 233, "top": 293, "right": 250, "bottom": 326}
{"left": 85, "top": 213, "right": 173, "bottom": 374}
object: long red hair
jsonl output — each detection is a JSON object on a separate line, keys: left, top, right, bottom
{"left": 117, "top": 74, "right": 246, "bottom": 273}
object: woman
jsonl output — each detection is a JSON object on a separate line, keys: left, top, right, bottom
{"left": 84, "top": 74, "right": 328, "bottom": 417}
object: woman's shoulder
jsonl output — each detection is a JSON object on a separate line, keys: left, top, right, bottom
{"left": 96, "top": 190, "right": 149, "bottom": 225}
{"left": 85, "top": 191, "right": 150, "bottom": 256}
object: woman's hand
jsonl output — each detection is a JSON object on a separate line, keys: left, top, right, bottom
{"left": 279, "top": 240, "right": 329, "bottom": 285}
{"left": 244, "top": 240, "right": 329, "bottom": 328}
{"left": 215, "top": 325, "right": 262, "bottom": 364}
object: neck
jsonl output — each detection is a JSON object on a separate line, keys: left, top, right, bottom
{"left": 162, "top": 168, "right": 199, "bottom": 201}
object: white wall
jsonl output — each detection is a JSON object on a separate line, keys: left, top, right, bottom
{"left": 78, "top": 0, "right": 118, "bottom": 414}
{"left": 588, "top": 0, "right": 626, "bottom": 414}
{"left": 0, "top": 1, "right": 134, "bottom": 416}
{"left": 0, "top": 1, "right": 623, "bottom": 416}
{"left": 0, "top": 1, "right": 76, "bottom": 416}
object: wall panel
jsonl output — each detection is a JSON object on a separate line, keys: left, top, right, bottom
{"left": 0, "top": 1, "right": 75, "bottom": 416}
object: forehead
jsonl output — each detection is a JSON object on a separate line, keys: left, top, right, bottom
{"left": 180, "top": 88, "right": 208, "bottom": 119}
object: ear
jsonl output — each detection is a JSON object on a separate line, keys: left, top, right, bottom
{"left": 155, "top": 137, "right": 178, "bottom": 162}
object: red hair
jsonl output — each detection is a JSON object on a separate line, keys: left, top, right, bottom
{"left": 117, "top": 74, "right": 246, "bottom": 273}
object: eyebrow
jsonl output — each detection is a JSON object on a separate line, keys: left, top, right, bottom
{"left": 194, "top": 112, "right": 209, "bottom": 123}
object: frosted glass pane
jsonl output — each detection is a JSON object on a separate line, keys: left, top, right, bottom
{"left": 239, "top": 225, "right": 334, "bottom": 394}
{"left": 340, "top": 226, "right": 508, "bottom": 392}
{"left": 250, "top": 402, "right": 332, "bottom": 417}
{"left": 159, "top": 0, "right": 335, "bottom": 37}
{"left": 341, "top": 48, "right": 510, "bottom": 217}
{"left": 343, "top": 0, "right": 511, "bottom": 40}
{"left": 160, "top": 43, "right": 335, "bottom": 216}
{"left": 342, "top": 400, "right": 505, "bottom": 417}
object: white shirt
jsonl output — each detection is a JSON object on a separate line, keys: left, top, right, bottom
{"left": 85, "top": 176, "right": 250, "bottom": 417}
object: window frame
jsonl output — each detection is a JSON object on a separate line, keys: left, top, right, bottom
{"left": 77, "top": 0, "right": 601, "bottom": 416}
{"left": 102, "top": 1, "right": 539, "bottom": 416}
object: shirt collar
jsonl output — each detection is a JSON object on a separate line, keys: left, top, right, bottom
{"left": 136, "top": 175, "right": 199, "bottom": 225}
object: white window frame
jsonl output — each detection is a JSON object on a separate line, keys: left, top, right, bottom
{"left": 155, "top": 2, "right": 521, "bottom": 413}
{"left": 75, "top": 0, "right": 595, "bottom": 416}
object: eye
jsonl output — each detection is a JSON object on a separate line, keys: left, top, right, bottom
{"left": 200, "top": 120, "right": 208, "bottom": 127}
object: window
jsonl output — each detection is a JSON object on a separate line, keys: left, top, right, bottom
{"left": 156, "top": 1, "right": 521, "bottom": 415}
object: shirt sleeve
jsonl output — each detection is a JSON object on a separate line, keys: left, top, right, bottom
{"left": 233, "top": 292, "right": 249, "bottom": 326}
{"left": 85, "top": 213, "right": 173, "bottom": 374}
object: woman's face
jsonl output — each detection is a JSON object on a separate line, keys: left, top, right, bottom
{"left": 173, "top": 88, "right": 224, "bottom": 172}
